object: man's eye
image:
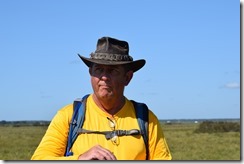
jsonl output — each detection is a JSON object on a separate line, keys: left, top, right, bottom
{"left": 94, "top": 68, "right": 103, "bottom": 73}
{"left": 110, "top": 69, "right": 120, "bottom": 75}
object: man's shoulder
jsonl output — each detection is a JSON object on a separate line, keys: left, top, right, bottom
{"left": 59, "top": 103, "right": 73, "bottom": 111}
{"left": 56, "top": 103, "right": 73, "bottom": 119}
{"left": 127, "top": 99, "right": 159, "bottom": 122}
{"left": 59, "top": 94, "right": 92, "bottom": 112}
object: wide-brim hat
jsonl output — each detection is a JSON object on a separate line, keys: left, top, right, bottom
{"left": 78, "top": 36, "right": 146, "bottom": 72}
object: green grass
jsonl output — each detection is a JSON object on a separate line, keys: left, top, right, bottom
{"left": 162, "top": 123, "right": 240, "bottom": 160}
{"left": 0, "top": 126, "right": 46, "bottom": 160}
{"left": 0, "top": 123, "right": 240, "bottom": 160}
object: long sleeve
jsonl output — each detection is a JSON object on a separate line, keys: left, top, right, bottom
{"left": 31, "top": 104, "right": 78, "bottom": 160}
{"left": 148, "top": 110, "right": 172, "bottom": 160}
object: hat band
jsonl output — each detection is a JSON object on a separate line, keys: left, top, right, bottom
{"left": 90, "top": 53, "right": 133, "bottom": 61}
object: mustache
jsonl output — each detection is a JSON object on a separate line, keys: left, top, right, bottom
{"left": 99, "top": 84, "right": 111, "bottom": 88}
{"left": 98, "top": 82, "right": 111, "bottom": 86}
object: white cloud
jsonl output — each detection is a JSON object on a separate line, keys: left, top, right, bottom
{"left": 224, "top": 82, "right": 240, "bottom": 89}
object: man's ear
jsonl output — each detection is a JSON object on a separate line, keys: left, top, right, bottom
{"left": 125, "top": 70, "right": 133, "bottom": 86}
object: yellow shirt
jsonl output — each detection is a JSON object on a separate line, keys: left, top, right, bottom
{"left": 31, "top": 94, "right": 172, "bottom": 160}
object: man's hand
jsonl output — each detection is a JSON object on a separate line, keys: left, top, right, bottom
{"left": 78, "top": 144, "right": 117, "bottom": 160}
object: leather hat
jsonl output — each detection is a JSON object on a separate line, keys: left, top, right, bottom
{"left": 78, "top": 36, "right": 146, "bottom": 72}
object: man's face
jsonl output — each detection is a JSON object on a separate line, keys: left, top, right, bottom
{"left": 89, "top": 64, "right": 133, "bottom": 100}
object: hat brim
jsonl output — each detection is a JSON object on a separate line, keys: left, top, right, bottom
{"left": 78, "top": 54, "right": 145, "bottom": 72}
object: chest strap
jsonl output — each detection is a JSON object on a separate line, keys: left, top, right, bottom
{"left": 78, "top": 128, "right": 141, "bottom": 140}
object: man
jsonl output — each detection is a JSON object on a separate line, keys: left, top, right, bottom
{"left": 31, "top": 36, "right": 172, "bottom": 160}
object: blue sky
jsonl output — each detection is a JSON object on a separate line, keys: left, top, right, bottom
{"left": 0, "top": 0, "right": 240, "bottom": 121}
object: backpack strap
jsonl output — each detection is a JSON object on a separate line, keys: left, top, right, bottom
{"left": 131, "top": 100, "right": 149, "bottom": 160}
{"left": 64, "top": 94, "right": 89, "bottom": 156}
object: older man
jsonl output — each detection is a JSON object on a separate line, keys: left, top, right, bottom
{"left": 31, "top": 36, "right": 172, "bottom": 160}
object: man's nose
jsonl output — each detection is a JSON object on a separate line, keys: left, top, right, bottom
{"left": 100, "top": 70, "right": 111, "bottom": 80}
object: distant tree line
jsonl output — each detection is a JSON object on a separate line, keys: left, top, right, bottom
{"left": 0, "top": 120, "right": 50, "bottom": 127}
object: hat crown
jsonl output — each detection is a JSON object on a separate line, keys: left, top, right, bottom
{"left": 95, "top": 37, "right": 129, "bottom": 56}
{"left": 78, "top": 36, "right": 146, "bottom": 72}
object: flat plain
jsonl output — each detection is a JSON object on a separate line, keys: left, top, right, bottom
{"left": 0, "top": 122, "right": 240, "bottom": 160}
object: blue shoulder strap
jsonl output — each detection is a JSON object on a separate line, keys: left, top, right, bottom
{"left": 131, "top": 100, "right": 149, "bottom": 160}
{"left": 64, "top": 94, "right": 89, "bottom": 156}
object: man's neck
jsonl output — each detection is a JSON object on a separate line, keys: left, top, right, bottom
{"left": 92, "top": 94, "right": 125, "bottom": 115}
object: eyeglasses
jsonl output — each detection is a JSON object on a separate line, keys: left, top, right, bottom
{"left": 107, "top": 117, "right": 116, "bottom": 130}
{"left": 107, "top": 117, "right": 119, "bottom": 145}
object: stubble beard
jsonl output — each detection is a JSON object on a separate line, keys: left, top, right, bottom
{"left": 97, "top": 87, "right": 114, "bottom": 101}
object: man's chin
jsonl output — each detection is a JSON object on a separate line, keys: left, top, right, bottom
{"left": 97, "top": 92, "right": 113, "bottom": 100}
{"left": 101, "top": 95, "right": 113, "bottom": 100}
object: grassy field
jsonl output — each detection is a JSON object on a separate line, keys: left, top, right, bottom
{"left": 0, "top": 123, "right": 240, "bottom": 160}
{"left": 162, "top": 123, "right": 240, "bottom": 160}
